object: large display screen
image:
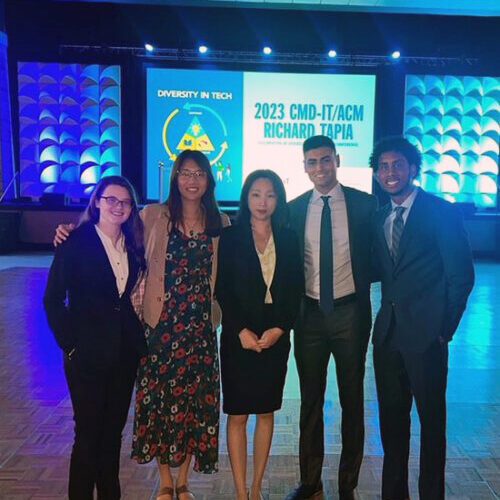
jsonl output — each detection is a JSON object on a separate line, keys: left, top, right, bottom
{"left": 146, "top": 68, "right": 376, "bottom": 202}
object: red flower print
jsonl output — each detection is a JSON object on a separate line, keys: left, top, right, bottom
{"left": 173, "top": 386, "right": 184, "bottom": 397}
{"left": 173, "top": 323, "right": 185, "bottom": 334}
{"left": 199, "top": 442, "right": 207, "bottom": 452}
{"left": 175, "top": 347, "right": 186, "bottom": 359}
{"left": 205, "top": 394, "right": 215, "bottom": 405}
{"left": 210, "top": 437, "right": 217, "bottom": 447}
{"left": 178, "top": 283, "right": 187, "bottom": 294}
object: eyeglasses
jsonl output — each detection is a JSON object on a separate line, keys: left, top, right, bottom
{"left": 100, "top": 196, "right": 133, "bottom": 209}
{"left": 178, "top": 170, "right": 207, "bottom": 179}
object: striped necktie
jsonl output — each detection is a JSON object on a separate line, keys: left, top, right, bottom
{"left": 391, "top": 206, "right": 406, "bottom": 260}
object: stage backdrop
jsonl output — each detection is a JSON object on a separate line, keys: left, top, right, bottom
{"left": 146, "top": 68, "right": 376, "bottom": 202}
{"left": 404, "top": 75, "right": 499, "bottom": 209}
{"left": 17, "top": 63, "right": 121, "bottom": 199}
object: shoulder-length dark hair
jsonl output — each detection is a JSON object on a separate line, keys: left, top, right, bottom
{"left": 237, "top": 169, "right": 289, "bottom": 229}
{"left": 80, "top": 175, "right": 146, "bottom": 271}
{"left": 166, "top": 150, "right": 222, "bottom": 237}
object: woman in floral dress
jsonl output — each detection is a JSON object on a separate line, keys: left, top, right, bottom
{"left": 132, "top": 150, "right": 230, "bottom": 500}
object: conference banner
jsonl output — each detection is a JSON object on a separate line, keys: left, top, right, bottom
{"left": 147, "top": 67, "right": 376, "bottom": 201}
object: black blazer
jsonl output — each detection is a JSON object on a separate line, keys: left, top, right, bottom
{"left": 288, "top": 185, "right": 378, "bottom": 329}
{"left": 215, "top": 223, "right": 304, "bottom": 336}
{"left": 44, "top": 222, "right": 147, "bottom": 370}
{"left": 372, "top": 189, "right": 475, "bottom": 352}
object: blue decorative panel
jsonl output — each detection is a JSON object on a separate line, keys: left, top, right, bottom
{"left": 17, "top": 63, "right": 121, "bottom": 199}
{"left": 0, "top": 32, "right": 16, "bottom": 199}
{"left": 404, "top": 75, "right": 499, "bottom": 209}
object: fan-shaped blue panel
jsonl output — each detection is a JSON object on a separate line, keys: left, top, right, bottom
{"left": 405, "top": 74, "right": 499, "bottom": 208}
{"left": 18, "top": 62, "right": 121, "bottom": 198}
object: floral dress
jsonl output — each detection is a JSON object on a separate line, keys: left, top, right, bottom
{"left": 132, "top": 228, "right": 219, "bottom": 473}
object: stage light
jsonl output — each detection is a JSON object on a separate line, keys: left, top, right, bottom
{"left": 328, "top": 49, "right": 337, "bottom": 58}
{"left": 198, "top": 45, "right": 208, "bottom": 54}
{"left": 145, "top": 43, "right": 154, "bottom": 53}
{"left": 263, "top": 46, "right": 272, "bottom": 56}
{"left": 391, "top": 50, "right": 401, "bottom": 60}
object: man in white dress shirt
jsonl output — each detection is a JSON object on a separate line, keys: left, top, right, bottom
{"left": 286, "top": 136, "right": 377, "bottom": 500}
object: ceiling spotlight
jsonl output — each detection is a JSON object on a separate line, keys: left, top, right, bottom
{"left": 263, "top": 46, "right": 272, "bottom": 56}
{"left": 198, "top": 45, "right": 208, "bottom": 54}
{"left": 391, "top": 50, "right": 401, "bottom": 59}
{"left": 328, "top": 49, "right": 337, "bottom": 58}
{"left": 144, "top": 43, "right": 154, "bottom": 53}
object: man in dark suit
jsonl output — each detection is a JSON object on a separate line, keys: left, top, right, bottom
{"left": 370, "top": 136, "right": 474, "bottom": 500}
{"left": 286, "top": 135, "right": 377, "bottom": 500}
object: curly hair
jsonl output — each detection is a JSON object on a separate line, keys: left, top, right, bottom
{"left": 370, "top": 136, "right": 422, "bottom": 175}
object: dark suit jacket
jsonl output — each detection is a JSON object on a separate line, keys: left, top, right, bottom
{"left": 372, "top": 189, "right": 475, "bottom": 352}
{"left": 288, "top": 185, "right": 378, "bottom": 331}
{"left": 44, "top": 222, "right": 147, "bottom": 371}
{"left": 215, "top": 223, "right": 304, "bottom": 337}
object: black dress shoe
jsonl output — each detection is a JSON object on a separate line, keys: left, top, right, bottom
{"left": 339, "top": 490, "right": 359, "bottom": 500}
{"left": 285, "top": 483, "right": 323, "bottom": 500}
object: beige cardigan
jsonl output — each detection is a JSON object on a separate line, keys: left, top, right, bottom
{"left": 139, "top": 203, "right": 230, "bottom": 330}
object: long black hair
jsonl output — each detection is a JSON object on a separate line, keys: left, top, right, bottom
{"left": 80, "top": 175, "right": 146, "bottom": 271}
{"left": 166, "top": 150, "right": 222, "bottom": 236}
{"left": 237, "top": 169, "right": 289, "bottom": 229}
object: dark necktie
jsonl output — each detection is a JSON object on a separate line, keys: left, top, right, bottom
{"left": 319, "top": 195, "right": 334, "bottom": 315}
{"left": 391, "top": 206, "right": 406, "bottom": 260}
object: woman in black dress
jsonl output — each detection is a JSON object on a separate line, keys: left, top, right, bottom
{"left": 216, "top": 170, "right": 303, "bottom": 500}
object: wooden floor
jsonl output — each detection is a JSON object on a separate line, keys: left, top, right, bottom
{"left": 0, "top": 254, "right": 498, "bottom": 499}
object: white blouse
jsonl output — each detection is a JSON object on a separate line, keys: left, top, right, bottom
{"left": 255, "top": 232, "right": 276, "bottom": 304}
{"left": 94, "top": 225, "right": 129, "bottom": 297}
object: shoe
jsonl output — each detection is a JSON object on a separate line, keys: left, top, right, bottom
{"left": 285, "top": 483, "right": 323, "bottom": 500}
{"left": 157, "top": 486, "right": 174, "bottom": 499}
{"left": 175, "top": 484, "right": 195, "bottom": 500}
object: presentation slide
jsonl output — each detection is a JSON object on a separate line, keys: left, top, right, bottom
{"left": 146, "top": 67, "right": 376, "bottom": 202}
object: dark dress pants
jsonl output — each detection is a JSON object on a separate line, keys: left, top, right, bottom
{"left": 294, "top": 298, "right": 369, "bottom": 493}
{"left": 64, "top": 341, "right": 139, "bottom": 500}
{"left": 374, "top": 337, "right": 448, "bottom": 500}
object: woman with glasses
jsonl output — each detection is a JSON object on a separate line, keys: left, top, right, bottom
{"left": 131, "top": 149, "right": 229, "bottom": 500}
{"left": 216, "top": 170, "right": 303, "bottom": 500}
{"left": 44, "top": 176, "right": 147, "bottom": 500}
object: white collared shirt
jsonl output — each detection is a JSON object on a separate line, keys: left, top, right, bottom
{"left": 304, "top": 183, "right": 355, "bottom": 300}
{"left": 95, "top": 225, "right": 129, "bottom": 297}
{"left": 383, "top": 187, "right": 419, "bottom": 251}
{"left": 255, "top": 232, "right": 276, "bottom": 304}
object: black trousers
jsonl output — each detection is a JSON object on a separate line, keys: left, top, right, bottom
{"left": 64, "top": 343, "right": 139, "bottom": 500}
{"left": 374, "top": 338, "right": 448, "bottom": 500}
{"left": 294, "top": 297, "right": 369, "bottom": 492}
